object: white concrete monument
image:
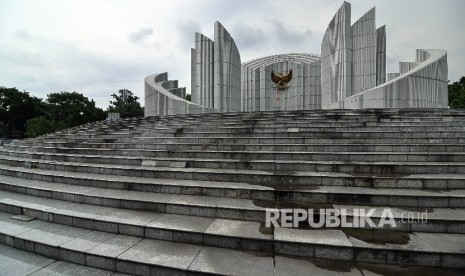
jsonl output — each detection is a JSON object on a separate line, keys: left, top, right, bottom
{"left": 144, "top": 2, "right": 448, "bottom": 116}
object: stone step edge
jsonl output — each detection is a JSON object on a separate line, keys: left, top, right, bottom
{"left": 0, "top": 176, "right": 267, "bottom": 221}
{"left": 3, "top": 149, "right": 465, "bottom": 169}
{"left": 5, "top": 147, "right": 465, "bottom": 158}
{"left": 0, "top": 211, "right": 268, "bottom": 275}
{"left": 0, "top": 245, "right": 128, "bottom": 276}
{"left": 3, "top": 164, "right": 465, "bottom": 208}
{"left": 0, "top": 177, "right": 465, "bottom": 233}
{"left": 273, "top": 228, "right": 465, "bottom": 268}
{"left": 0, "top": 163, "right": 274, "bottom": 199}
{"left": 2, "top": 154, "right": 465, "bottom": 184}
{"left": 12, "top": 144, "right": 465, "bottom": 154}
{"left": 0, "top": 210, "right": 464, "bottom": 269}
{"left": 2, "top": 157, "right": 465, "bottom": 193}
{"left": 54, "top": 128, "right": 465, "bottom": 134}
{"left": 0, "top": 194, "right": 273, "bottom": 253}
{"left": 28, "top": 136, "right": 465, "bottom": 140}
{"left": 26, "top": 141, "right": 465, "bottom": 147}
{"left": 23, "top": 137, "right": 465, "bottom": 145}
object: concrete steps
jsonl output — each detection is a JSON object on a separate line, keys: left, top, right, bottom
{"left": 1, "top": 166, "right": 464, "bottom": 212}
{"left": 0, "top": 243, "right": 123, "bottom": 276}
{"left": 5, "top": 146, "right": 465, "bottom": 162}
{"left": 1, "top": 193, "right": 465, "bottom": 269}
{"left": 1, "top": 109, "right": 465, "bottom": 274}
{"left": 0, "top": 176, "right": 464, "bottom": 234}
{"left": 2, "top": 155, "right": 465, "bottom": 191}
{"left": 0, "top": 211, "right": 274, "bottom": 275}
{"left": 3, "top": 149, "right": 465, "bottom": 175}
{"left": 3, "top": 212, "right": 464, "bottom": 276}
{"left": 18, "top": 136, "right": 465, "bottom": 145}
{"left": 24, "top": 142, "right": 465, "bottom": 152}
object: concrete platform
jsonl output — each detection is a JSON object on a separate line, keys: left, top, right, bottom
{"left": 1, "top": 109, "right": 465, "bottom": 274}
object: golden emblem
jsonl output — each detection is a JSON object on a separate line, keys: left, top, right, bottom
{"left": 271, "top": 70, "right": 293, "bottom": 90}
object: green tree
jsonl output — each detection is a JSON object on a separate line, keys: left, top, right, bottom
{"left": 107, "top": 89, "right": 144, "bottom": 118}
{"left": 185, "top": 94, "right": 191, "bottom": 102}
{"left": 0, "top": 87, "right": 46, "bottom": 138}
{"left": 46, "top": 91, "right": 106, "bottom": 129}
{"left": 448, "top": 76, "right": 465, "bottom": 108}
{"left": 25, "top": 116, "right": 63, "bottom": 138}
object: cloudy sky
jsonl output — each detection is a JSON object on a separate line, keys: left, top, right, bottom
{"left": 1, "top": 0, "right": 464, "bottom": 108}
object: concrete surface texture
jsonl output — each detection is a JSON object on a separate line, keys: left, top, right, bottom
{"left": 241, "top": 53, "right": 322, "bottom": 112}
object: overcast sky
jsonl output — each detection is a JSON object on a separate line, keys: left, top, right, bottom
{"left": 1, "top": 0, "right": 464, "bottom": 108}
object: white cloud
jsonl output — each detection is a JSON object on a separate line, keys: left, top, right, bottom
{"left": 128, "top": 28, "right": 154, "bottom": 43}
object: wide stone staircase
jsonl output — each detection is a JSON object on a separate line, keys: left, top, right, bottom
{"left": 0, "top": 109, "right": 465, "bottom": 275}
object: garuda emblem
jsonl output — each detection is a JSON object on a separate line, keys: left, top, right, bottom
{"left": 271, "top": 70, "right": 292, "bottom": 90}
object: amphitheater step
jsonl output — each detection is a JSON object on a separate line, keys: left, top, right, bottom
{"left": 3, "top": 149, "right": 465, "bottom": 174}
{"left": 0, "top": 211, "right": 274, "bottom": 275}
{"left": 0, "top": 165, "right": 274, "bottom": 200}
{"left": 6, "top": 147, "right": 465, "bottom": 163}
{"left": 0, "top": 243, "right": 122, "bottom": 276}
{"left": 0, "top": 177, "right": 464, "bottom": 234}
{"left": 3, "top": 108, "right": 465, "bottom": 273}
{"left": 24, "top": 142, "right": 465, "bottom": 153}
{"left": 1, "top": 156, "right": 465, "bottom": 190}
{"left": 18, "top": 136, "right": 465, "bottom": 145}
{"left": 0, "top": 190, "right": 272, "bottom": 252}
{"left": 1, "top": 210, "right": 465, "bottom": 272}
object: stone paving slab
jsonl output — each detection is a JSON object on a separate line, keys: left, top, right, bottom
{"left": 348, "top": 232, "right": 433, "bottom": 252}
{"left": 0, "top": 244, "right": 125, "bottom": 276}
{"left": 29, "top": 261, "right": 114, "bottom": 276}
{"left": 204, "top": 219, "right": 271, "bottom": 240}
{"left": 60, "top": 231, "right": 117, "bottom": 253}
{"left": 0, "top": 211, "right": 47, "bottom": 237}
{"left": 0, "top": 246, "right": 54, "bottom": 275}
{"left": 146, "top": 213, "right": 214, "bottom": 233}
{"left": 275, "top": 228, "right": 353, "bottom": 247}
{"left": 415, "top": 232, "right": 465, "bottom": 253}
{"left": 274, "top": 255, "right": 363, "bottom": 276}
{"left": 16, "top": 222, "right": 93, "bottom": 247}
{"left": 333, "top": 204, "right": 465, "bottom": 221}
{"left": 86, "top": 235, "right": 142, "bottom": 258}
{"left": 117, "top": 239, "right": 200, "bottom": 272}
{"left": 188, "top": 246, "right": 274, "bottom": 276}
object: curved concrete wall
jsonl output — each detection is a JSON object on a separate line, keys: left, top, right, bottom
{"left": 190, "top": 21, "right": 241, "bottom": 113}
{"left": 351, "top": 8, "right": 376, "bottom": 95}
{"left": 214, "top": 21, "right": 241, "bottom": 113}
{"left": 321, "top": 1, "right": 352, "bottom": 109}
{"left": 344, "top": 49, "right": 448, "bottom": 108}
{"left": 376, "top": 25, "right": 386, "bottom": 86}
{"left": 191, "top": 33, "right": 214, "bottom": 109}
{"left": 144, "top": 73, "right": 214, "bottom": 117}
{"left": 241, "top": 53, "right": 321, "bottom": 112}
{"left": 321, "top": 2, "right": 447, "bottom": 109}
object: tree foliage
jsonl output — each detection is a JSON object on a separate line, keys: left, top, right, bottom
{"left": 46, "top": 92, "right": 106, "bottom": 128}
{"left": 0, "top": 87, "right": 46, "bottom": 138}
{"left": 1, "top": 87, "right": 106, "bottom": 138}
{"left": 25, "top": 116, "right": 63, "bottom": 138}
{"left": 448, "top": 76, "right": 465, "bottom": 108}
{"left": 107, "top": 89, "right": 144, "bottom": 118}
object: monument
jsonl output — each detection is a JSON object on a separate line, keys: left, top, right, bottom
{"left": 1, "top": 2, "right": 464, "bottom": 274}
{"left": 145, "top": 1, "right": 448, "bottom": 115}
